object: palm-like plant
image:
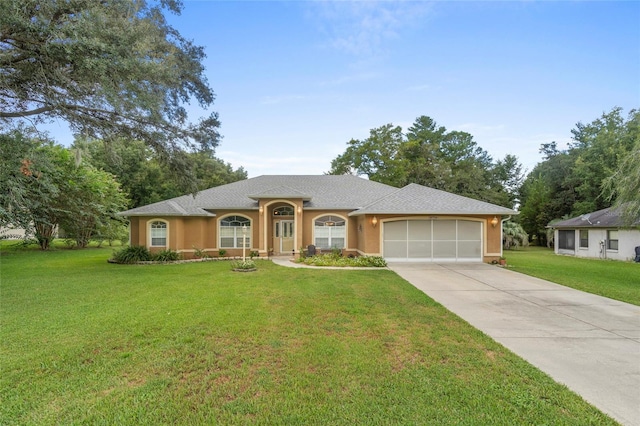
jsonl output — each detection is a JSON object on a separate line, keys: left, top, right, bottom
{"left": 503, "top": 221, "right": 529, "bottom": 250}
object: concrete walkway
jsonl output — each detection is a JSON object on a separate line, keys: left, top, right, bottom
{"left": 387, "top": 262, "right": 640, "bottom": 426}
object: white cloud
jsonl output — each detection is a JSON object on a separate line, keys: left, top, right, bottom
{"left": 308, "top": 1, "right": 433, "bottom": 57}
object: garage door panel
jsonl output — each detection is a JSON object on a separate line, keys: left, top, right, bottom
{"left": 458, "top": 241, "right": 481, "bottom": 258}
{"left": 384, "top": 221, "right": 407, "bottom": 239}
{"left": 433, "top": 220, "right": 456, "bottom": 239}
{"left": 384, "top": 241, "right": 407, "bottom": 258}
{"left": 433, "top": 241, "right": 456, "bottom": 258}
{"left": 458, "top": 220, "right": 481, "bottom": 237}
{"left": 408, "top": 220, "right": 431, "bottom": 240}
{"left": 408, "top": 241, "right": 431, "bottom": 258}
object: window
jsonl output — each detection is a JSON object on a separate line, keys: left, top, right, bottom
{"left": 558, "top": 230, "right": 575, "bottom": 250}
{"left": 273, "top": 206, "right": 294, "bottom": 216}
{"left": 220, "top": 216, "right": 251, "bottom": 248}
{"left": 150, "top": 221, "right": 167, "bottom": 246}
{"left": 579, "top": 230, "right": 589, "bottom": 249}
{"left": 607, "top": 230, "right": 618, "bottom": 250}
{"left": 314, "top": 215, "right": 346, "bottom": 249}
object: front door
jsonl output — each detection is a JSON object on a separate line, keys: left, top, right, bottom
{"left": 276, "top": 220, "right": 295, "bottom": 254}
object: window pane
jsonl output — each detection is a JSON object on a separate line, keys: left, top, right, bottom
{"left": 315, "top": 238, "right": 329, "bottom": 249}
{"left": 330, "top": 238, "right": 345, "bottom": 249}
{"left": 579, "top": 230, "right": 589, "bottom": 248}
{"left": 220, "top": 237, "right": 234, "bottom": 248}
{"left": 558, "top": 230, "right": 575, "bottom": 250}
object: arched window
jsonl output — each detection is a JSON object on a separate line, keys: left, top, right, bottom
{"left": 149, "top": 221, "right": 167, "bottom": 246}
{"left": 273, "top": 206, "right": 294, "bottom": 216}
{"left": 220, "top": 216, "right": 251, "bottom": 248}
{"left": 314, "top": 215, "right": 346, "bottom": 249}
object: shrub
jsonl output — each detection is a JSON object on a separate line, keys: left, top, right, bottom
{"left": 218, "top": 249, "right": 227, "bottom": 257}
{"left": 250, "top": 250, "right": 259, "bottom": 259}
{"left": 152, "top": 249, "right": 181, "bottom": 262}
{"left": 299, "top": 254, "right": 386, "bottom": 267}
{"left": 111, "top": 245, "right": 151, "bottom": 264}
{"left": 231, "top": 259, "right": 256, "bottom": 270}
{"left": 193, "top": 246, "right": 209, "bottom": 259}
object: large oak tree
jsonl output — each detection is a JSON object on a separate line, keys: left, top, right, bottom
{"left": 0, "top": 0, "right": 219, "bottom": 191}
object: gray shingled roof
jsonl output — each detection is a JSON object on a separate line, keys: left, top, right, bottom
{"left": 350, "top": 183, "right": 517, "bottom": 216}
{"left": 119, "top": 175, "right": 398, "bottom": 216}
{"left": 551, "top": 205, "right": 639, "bottom": 228}
{"left": 119, "top": 175, "right": 518, "bottom": 217}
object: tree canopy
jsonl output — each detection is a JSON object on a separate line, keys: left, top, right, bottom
{"left": 0, "top": 0, "right": 220, "bottom": 191}
{"left": 329, "top": 115, "right": 523, "bottom": 208}
{"left": 75, "top": 137, "right": 247, "bottom": 208}
{"left": 519, "top": 107, "right": 639, "bottom": 243}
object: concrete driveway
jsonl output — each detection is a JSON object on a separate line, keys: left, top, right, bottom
{"left": 387, "top": 262, "right": 640, "bottom": 426}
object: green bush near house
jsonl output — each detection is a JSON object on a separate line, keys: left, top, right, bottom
{"left": 299, "top": 254, "right": 387, "bottom": 267}
{"left": 153, "top": 248, "right": 181, "bottom": 262}
{"left": 110, "top": 245, "right": 152, "bottom": 263}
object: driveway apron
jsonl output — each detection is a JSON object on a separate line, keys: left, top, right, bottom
{"left": 388, "top": 262, "right": 640, "bottom": 426}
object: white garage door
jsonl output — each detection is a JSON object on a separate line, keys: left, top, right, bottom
{"left": 383, "top": 220, "right": 482, "bottom": 262}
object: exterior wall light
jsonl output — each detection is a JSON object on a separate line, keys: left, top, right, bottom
{"left": 259, "top": 206, "right": 263, "bottom": 215}
{"left": 491, "top": 216, "right": 499, "bottom": 228}
{"left": 297, "top": 206, "right": 302, "bottom": 214}
{"left": 372, "top": 216, "right": 378, "bottom": 228}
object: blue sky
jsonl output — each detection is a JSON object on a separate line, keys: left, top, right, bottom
{"left": 48, "top": 1, "right": 639, "bottom": 177}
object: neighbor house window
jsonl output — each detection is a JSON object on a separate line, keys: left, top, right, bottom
{"left": 220, "top": 216, "right": 251, "bottom": 248}
{"left": 607, "top": 230, "right": 618, "bottom": 250}
{"left": 314, "top": 215, "right": 346, "bottom": 249}
{"left": 150, "top": 221, "right": 167, "bottom": 246}
{"left": 558, "top": 230, "right": 575, "bottom": 250}
{"left": 579, "top": 230, "right": 589, "bottom": 249}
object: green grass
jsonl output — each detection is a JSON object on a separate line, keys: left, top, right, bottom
{"left": 505, "top": 247, "right": 640, "bottom": 306}
{"left": 1, "top": 245, "right": 616, "bottom": 425}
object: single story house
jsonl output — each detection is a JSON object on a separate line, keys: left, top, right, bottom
{"left": 119, "top": 175, "right": 517, "bottom": 262}
{"left": 551, "top": 205, "right": 640, "bottom": 262}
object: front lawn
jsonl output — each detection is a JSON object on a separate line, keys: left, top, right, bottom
{"left": 505, "top": 247, "right": 640, "bottom": 306}
{"left": 1, "top": 246, "right": 615, "bottom": 424}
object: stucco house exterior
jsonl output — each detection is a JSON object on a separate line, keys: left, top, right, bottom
{"left": 119, "top": 175, "right": 516, "bottom": 262}
{"left": 552, "top": 205, "right": 640, "bottom": 262}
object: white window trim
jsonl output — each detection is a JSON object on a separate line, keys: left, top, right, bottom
{"left": 148, "top": 219, "right": 169, "bottom": 247}
{"left": 218, "top": 214, "right": 252, "bottom": 249}
{"left": 312, "top": 214, "right": 347, "bottom": 249}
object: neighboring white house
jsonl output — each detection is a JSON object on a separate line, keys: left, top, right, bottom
{"left": 551, "top": 206, "right": 640, "bottom": 262}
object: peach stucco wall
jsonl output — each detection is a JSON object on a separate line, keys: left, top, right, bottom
{"left": 127, "top": 212, "right": 508, "bottom": 261}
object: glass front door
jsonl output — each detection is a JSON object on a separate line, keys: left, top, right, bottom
{"left": 275, "top": 220, "right": 295, "bottom": 254}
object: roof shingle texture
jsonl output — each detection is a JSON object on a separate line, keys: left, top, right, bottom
{"left": 119, "top": 175, "right": 517, "bottom": 217}
{"left": 351, "top": 183, "right": 516, "bottom": 215}
{"left": 552, "top": 205, "right": 639, "bottom": 228}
